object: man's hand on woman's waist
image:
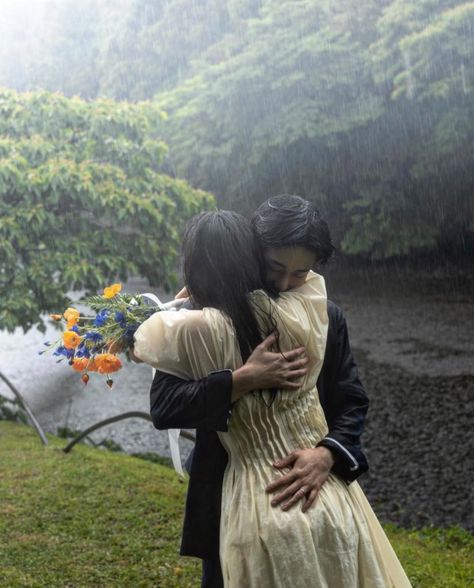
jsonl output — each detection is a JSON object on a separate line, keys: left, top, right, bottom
{"left": 265, "top": 446, "right": 335, "bottom": 513}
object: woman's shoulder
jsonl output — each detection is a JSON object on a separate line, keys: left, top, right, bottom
{"left": 263, "top": 271, "right": 327, "bottom": 308}
{"left": 292, "top": 270, "right": 326, "bottom": 298}
{"left": 134, "top": 308, "right": 198, "bottom": 342}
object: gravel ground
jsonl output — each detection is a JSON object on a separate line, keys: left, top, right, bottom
{"left": 1, "top": 267, "right": 472, "bottom": 531}
{"left": 325, "top": 265, "right": 473, "bottom": 532}
{"left": 356, "top": 355, "right": 473, "bottom": 531}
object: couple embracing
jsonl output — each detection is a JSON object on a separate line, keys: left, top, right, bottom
{"left": 134, "top": 195, "right": 411, "bottom": 587}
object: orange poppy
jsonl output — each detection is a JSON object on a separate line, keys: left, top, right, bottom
{"left": 103, "top": 283, "right": 122, "bottom": 299}
{"left": 64, "top": 307, "right": 80, "bottom": 328}
{"left": 95, "top": 353, "right": 122, "bottom": 374}
{"left": 72, "top": 357, "right": 98, "bottom": 373}
{"left": 72, "top": 358, "right": 88, "bottom": 372}
{"left": 63, "top": 331, "right": 82, "bottom": 349}
{"left": 86, "top": 358, "right": 98, "bottom": 372}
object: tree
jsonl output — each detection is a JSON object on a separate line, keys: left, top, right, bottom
{"left": 156, "top": 0, "right": 474, "bottom": 259}
{"left": 97, "top": 0, "right": 232, "bottom": 100}
{"left": 0, "top": 1, "right": 472, "bottom": 261}
{"left": 0, "top": 89, "right": 214, "bottom": 332}
{"left": 156, "top": 0, "right": 385, "bottom": 225}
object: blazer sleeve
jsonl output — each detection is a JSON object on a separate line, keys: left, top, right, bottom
{"left": 150, "top": 369, "right": 233, "bottom": 433}
{"left": 316, "top": 301, "right": 369, "bottom": 482}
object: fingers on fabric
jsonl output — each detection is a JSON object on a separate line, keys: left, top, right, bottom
{"left": 283, "top": 483, "right": 310, "bottom": 510}
{"left": 282, "top": 346, "right": 306, "bottom": 361}
{"left": 280, "top": 380, "right": 302, "bottom": 390}
{"left": 174, "top": 286, "right": 189, "bottom": 299}
{"left": 290, "top": 356, "right": 309, "bottom": 370}
{"left": 302, "top": 488, "right": 320, "bottom": 513}
{"left": 273, "top": 452, "right": 298, "bottom": 469}
{"left": 266, "top": 469, "right": 297, "bottom": 495}
{"left": 271, "top": 479, "right": 302, "bottom": 507}
{"left": 259, "top": 332, "right": 278, "bottom": 350}
{"left": 285, "top": 368, "right": 308, "bottom": 381}
{"left": 278, "top": 370, "right": 307, "bottom": 389}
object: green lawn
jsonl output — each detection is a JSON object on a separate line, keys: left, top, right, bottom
{"left": 0, "top": 421, "right": 472, "bottom": 587}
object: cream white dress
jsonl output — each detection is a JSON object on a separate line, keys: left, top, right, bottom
{"left": 134, "top": 272, "right": 412, "bottom": 588}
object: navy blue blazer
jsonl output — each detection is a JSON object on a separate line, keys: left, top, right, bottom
{"left": 150, "top": 301, "right": 369, "bottom": 560}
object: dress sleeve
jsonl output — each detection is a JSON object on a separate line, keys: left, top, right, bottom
{"left": 133, "top": 308, "right": 234, "bottom": 379}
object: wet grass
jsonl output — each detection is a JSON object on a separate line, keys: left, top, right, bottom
{"left": 385, "top": 524, "right": 473, "bottom": 587}
{"left": 0, "top": 421, "right": 472, "bottom": 587}
{"left": 0, "top": 421, "right": 199, "bottom": 587}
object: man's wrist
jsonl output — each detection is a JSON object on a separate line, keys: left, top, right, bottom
{"left": 315, "top": 445, "right": 336, "bottom": 469}
{"left": 231, "top": 365, "right": 256, "bottom": 401}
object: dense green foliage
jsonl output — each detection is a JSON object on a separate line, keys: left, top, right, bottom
{"left": 0, "top": 89, "right": 214, "bottom": 332}
{"left": 156, "top": 0, "right": 474, "bottom": 258}
{"left": 0, "top": 0, "right": 472, "bottom": 259}
{"left": 1, "top": 421, "right": 473, "bottom": 587}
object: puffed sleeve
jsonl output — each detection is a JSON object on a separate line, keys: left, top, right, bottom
{"left": 133, "top": 308, "right": 234, "bottom": 379}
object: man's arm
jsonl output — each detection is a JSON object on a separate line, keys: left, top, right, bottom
{"left": 150, "top": 369, "right": 233, "bottom": 432}
{"left": 316, "top": 301, "right": 369, "bottom": 481}
{"left": 150, "top": 332, "right": 308, "bottom": 431}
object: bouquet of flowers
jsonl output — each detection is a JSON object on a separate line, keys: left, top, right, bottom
{"left": 42, "top": 283, "right": 160, "bottom": 387}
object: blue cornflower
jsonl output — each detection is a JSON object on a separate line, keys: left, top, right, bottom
{"left": 75, "top": 341, "right": 91, "bottom": 359}
{"left": 85, "top": 331, "right": 103, "bottom": 343}
{"left": 53, "top": 346, "right": 74, "bottom": 359}
{"left": 115, "top": 311, "right": 127, "bottom": 328}
{"left": 53, "top": 345, "right": 69, "bottom": 357}
{"left": 94, "top": 309, "right": 109, "bottom": 327}
{"left": 123, "top": 323, "right": 139, "bottom": 342}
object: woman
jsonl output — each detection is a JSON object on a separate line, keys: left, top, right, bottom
{"left": 134, "top": 211, "right": 411, "bottom": 587}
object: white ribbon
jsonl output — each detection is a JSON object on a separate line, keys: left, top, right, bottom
{"left": 140, "top": 292, "right": 184, "bottom": 477}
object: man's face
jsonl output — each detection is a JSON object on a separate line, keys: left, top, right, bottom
{"left": 263, "top": 246, "right": 317, "bottom": 292}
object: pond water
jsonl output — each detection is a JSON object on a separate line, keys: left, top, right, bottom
{"left": 0, "top": 279, "right": 194, "bottom": 460}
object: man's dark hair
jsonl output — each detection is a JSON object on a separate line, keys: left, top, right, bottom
{"left": 182, "top": 210, "right": 270, "bottom": 360}
{"left": 251, "top": 195, "right": 334, "bottom": 264}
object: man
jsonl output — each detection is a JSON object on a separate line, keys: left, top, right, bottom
{"left": 149, "top": 195, "right": 369, "bottom": 587}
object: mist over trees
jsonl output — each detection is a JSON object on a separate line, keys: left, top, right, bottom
{"left": 0, "top": 0, "right": 473, "bottom": 260}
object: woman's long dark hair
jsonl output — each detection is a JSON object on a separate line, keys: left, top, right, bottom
{"left": 182, "top": 211, "right": 271, "bottom": 361}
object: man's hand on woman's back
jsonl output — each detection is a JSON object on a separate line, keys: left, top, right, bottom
{"left": 231, "top": 333, "right": 308, "bottom": 402}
